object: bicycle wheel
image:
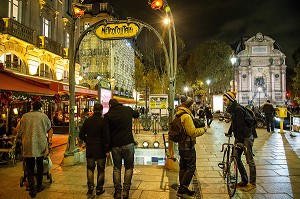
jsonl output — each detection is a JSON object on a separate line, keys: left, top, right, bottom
{"left": 222, "top": 146, "right": 231, "bottom": 179}
{"left": 227, "top": 157, "right": 238, "bottom": 197}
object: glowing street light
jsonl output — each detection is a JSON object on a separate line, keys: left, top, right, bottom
{"left": 230, "top": 51, "right": 237, "bottom": 91}
{"left": 184, "top": 86, "right": 188, "bottom": 96}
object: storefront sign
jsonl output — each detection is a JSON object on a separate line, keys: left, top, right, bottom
{"left": 95, "top": 22, "right": 140, "bottom": 39}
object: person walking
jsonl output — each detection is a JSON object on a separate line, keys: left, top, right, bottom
{"left": 176, "top": 96, "right": 207, "bottom": 198}
{"left": 19, "top": 101, "right": 52, "bottom": 198}
{"left": 204, "top": 104, "right": 213, "bottom": 127}
{"left": 79, "top": 103, "right": 106, "bottom": 196}
{"left": 262, "top": 100, "right": 275, "bottom": 133}
{"left": 223, "top": 91, "right": 256, "bottom": 191}
{"left": 103, "top": 99, "right": 139, "bottom": 199}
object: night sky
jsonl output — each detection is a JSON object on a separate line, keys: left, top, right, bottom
{"left": 106, "top": 0, "right": 300, "bottom": 67}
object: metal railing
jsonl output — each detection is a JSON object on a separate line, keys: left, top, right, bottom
{"left": 0, "top": 18, "right": 36, "bottom": 44}
{"left": 38, "top": 36, "right": 63, "bottom": 56}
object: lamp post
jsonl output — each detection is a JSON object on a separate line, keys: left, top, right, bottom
{"left": 62, "top": 3, "right": 85, "bottom": 165}
{"left": 206, "top": 79, "right": 211, "bottom": 103}
{"left": 230, "top": 51, "right": 237, "bottom": 92}
{"left": 258, "top": 87, "right": 262, "bottom": 108}
{"left": 184, "top": 86, "right": 188, "bottom": 96}
{"left": 148, "top": 0, "right": 178, "bottom": 171}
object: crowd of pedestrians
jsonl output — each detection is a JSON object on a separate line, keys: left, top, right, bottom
{"left": 15, "top": 91, "right": 281, "bottom": 198}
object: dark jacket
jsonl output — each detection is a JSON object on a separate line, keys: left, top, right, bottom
{"left": 204, "top": 107, "right": 213, "bottom": 119}
{"left": 79, "top": 112, "right": 106, "bottom": 159}
{"left": 227, "top": 101, "right": 252, "bottom": 143}
{"left": 104, "top": 104, "right": 139, "bottom": 152}
{"left": 262, "top": 102, "right": 275, "bottom": 116}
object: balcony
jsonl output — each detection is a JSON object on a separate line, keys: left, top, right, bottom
{"left": 0, "top": 18, "right": 36, "bottom": 44}
{"left": 38, "top": 36, "right": 63, "bottom": 56}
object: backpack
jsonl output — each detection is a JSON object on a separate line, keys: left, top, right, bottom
{"left": 240, "top": 106, "right": 257, "bottom": 128}
{"left": 168, "top": 113, "right": 187, "bottom": 143}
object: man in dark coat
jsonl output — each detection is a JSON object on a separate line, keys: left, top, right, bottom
{"left": 204, "top": 104, "right": 213, "bottom": 127}
{"left": 223, "top": 91, "right": 256, "bottom": 192}
{"left": 104, "top": 99, "right": 139, "bottom": 199}
{"left": 262, "top": 100, "right": 275, "bottom": 133}
{"left": 79, "top": 103, "right": 106, "bottom": 196}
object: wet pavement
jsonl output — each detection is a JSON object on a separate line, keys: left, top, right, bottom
{"left": 0, "top": 120, "right": 300, "bottom": 199}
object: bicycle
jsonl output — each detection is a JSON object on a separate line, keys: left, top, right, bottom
{"left": 218, "top": 134, "right": 247, "bottom": 197}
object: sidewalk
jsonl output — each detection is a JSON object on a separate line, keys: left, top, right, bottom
{"left": 0, "top": 121, "right": 300, "bottom": 198}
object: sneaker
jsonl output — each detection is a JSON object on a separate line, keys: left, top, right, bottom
{"left": 86, "top": 189, "right": 93, "bottom": 195}
{"left": 241, "top": 183, "right": 256, "bottom": 191}
{"left": 237, "top": 181, "right": 248, "bottom": 188}
{"left": 177, "top": 188, "right": 195, "bottom": 198}
{"left": 96, "top": 189, "right": 105, "bottom": 196}
{"left": 29, "top": 191, "right": 36, "bottom": 198}
{"left": 36, "top": 185, "right": 44, "bottom": 193}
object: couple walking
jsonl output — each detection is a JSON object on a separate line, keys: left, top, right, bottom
{"left": 79, "top": 99, "right": 139, "bottom": 199}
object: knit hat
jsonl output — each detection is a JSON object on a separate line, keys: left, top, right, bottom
{"left": 223, "top": 91, "right": 237, "bottom": 102}
{"left": 180, "top": 96, "right": 194, "bottom": 107}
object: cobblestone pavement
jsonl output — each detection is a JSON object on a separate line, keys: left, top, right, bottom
{"left": 0, "top": 120, "right": 300, "bottom": 199}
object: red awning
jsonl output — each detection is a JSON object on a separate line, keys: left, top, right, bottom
{"left": 0, "top": 72, "right": 56, "bottom": 95}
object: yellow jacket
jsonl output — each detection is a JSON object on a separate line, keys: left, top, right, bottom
{"left": 176, "top": 105, "right": 206, "bottom": 142}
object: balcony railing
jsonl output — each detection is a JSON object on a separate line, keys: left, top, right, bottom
{"left": 38, "top": 36, "right": 63, "bottom": 56}
{"left": 0, "top": 18, "right": 36, "bottom": 44}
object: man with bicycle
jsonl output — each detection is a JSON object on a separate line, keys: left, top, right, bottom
{"left": 223, "top": 91, "right": 256, "bottom": 192}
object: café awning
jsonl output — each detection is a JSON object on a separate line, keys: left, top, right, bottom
{"left": 0, "top": 72, "right": 56, "bottom": 95}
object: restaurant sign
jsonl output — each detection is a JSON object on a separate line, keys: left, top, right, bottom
{"left": 95, "top": 22, "right": 141, "bottom": 40}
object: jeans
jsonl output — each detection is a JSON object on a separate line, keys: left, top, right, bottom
{"left": 178, "top": 148, "right": 196, "bottom": 191}
{"left": 207, "top": 118, "right": 212, "bottom": 126}
{"left": 265, "top": 115, "right": 274, "bottom": 132}
{"left": 235, "top": 136, "right": 256, "bottom": 185}
{"left": 86, "top": 158, "right": 106, "bottom": 190}
{"left": 25, "top": 156, "right": 44, "bottom": 191}
{"left": 111, "top": 143, "right": 135, "bottom": 197}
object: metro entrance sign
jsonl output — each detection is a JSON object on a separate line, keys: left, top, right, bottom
{"left": 95, "top": 21, "right": 141, "bottom": 39}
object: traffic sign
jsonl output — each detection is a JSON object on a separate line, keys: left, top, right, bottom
{"left": 95, "top": 22, "right": 140, "bottom": 40}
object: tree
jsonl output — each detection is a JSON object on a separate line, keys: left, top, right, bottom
{"left": 185, "top": 40, "right": 233, "bottom": 94}
{"left": 292, "top": 61, "right": 300, "bottom": 98}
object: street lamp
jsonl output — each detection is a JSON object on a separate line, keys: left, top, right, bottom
{"left": 184, "top": 86, "right": 188, "bottom": 96}
{"left": 63, "top": 3, "right": 85, "bottom": 162}
{"left": 258, "top": 87, "right": 262, "bottom": 108}
{"left": 206, "top": 79, "right": 211, "bottom": 94}
{"left": 148, "top": 0, "right": 177, "bottom": 171}
{"left": 230, "top": 51, "right": 237, "bottom": 91}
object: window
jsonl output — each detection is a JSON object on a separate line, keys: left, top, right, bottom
{"left": 37, "top": 63, "right": 53, "bottom": 79}
{"left": 3, "top": 53, "right": 25, "bottom": 73}
{"left": 42, "top": 18, "right": 51, "bottom": 38}
{"left": 8, "top": 0, "right": 19, "bottom": 20}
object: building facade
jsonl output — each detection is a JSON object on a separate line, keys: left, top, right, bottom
{"left": 0, "top": 0, "right": 74, "bottom": 81}
{"left": 78, "top": 2, "right": 135, "bottom": 99}
{"left": 234, "top": 32, "right": 287, "bottom": 106}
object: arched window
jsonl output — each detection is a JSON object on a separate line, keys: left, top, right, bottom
{"left": 37, "top": 63, "right": 53, "bottom": 79}
{"left": 1, "top": 52, "right": 26, "bottom": 73}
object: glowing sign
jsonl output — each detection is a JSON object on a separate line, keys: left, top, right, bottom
{"left": 95, "top": 22, "right": 140, "bottom": 39}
